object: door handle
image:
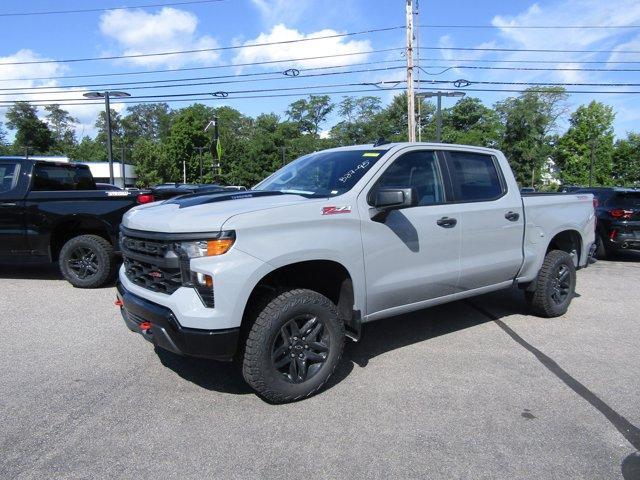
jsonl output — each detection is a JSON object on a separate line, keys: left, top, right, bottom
{"left": 505, "top": 211, "right": 520, "bottom": 222}
{"left": 436, "top": 217, "right": 457, "bottom": 228}
{"left": 0, "top": 202, "right": 17, "bottom": 207}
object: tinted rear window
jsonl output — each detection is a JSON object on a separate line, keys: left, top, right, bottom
{"left": 0, "top": 162, "right": 20, "bottom": 194}
{"left": 610, "top": 192, "right": 640, "bottom": 208}
{"left": 32, "top": 164, "right": 95, "bottom": 191}
{"left": 448, "top": 151, "right": 504, "bottom": 202}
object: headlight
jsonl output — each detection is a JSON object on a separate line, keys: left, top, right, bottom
{"left": 176, "top": 231, "right": 235, "bottom": 258}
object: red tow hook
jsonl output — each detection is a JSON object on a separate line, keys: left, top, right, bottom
{"left": 115, "top": 298, "right": 123, "bottom": 307}
{"left": 139, "top": 321, "right": 153, "bottom": 332}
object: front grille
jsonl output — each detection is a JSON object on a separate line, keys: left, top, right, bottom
{"left": 121, "top": 236, "right": 173, "bottom": 258}
{"left": 123, "top": 257, "right": 182, "bottom": 294}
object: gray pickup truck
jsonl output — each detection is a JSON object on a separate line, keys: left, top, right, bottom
{"left": 116, "top": 143, "right": 596, "bottom": 402}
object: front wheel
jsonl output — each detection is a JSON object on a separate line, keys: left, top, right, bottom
{"left": 242, "top": 289, "right": 345, "bottom": 403}
{"left": 527, "top": 250, "right": 577, "bottom": 318}
{"left": 59, "top": 234, "right": 116, "bottom": 288}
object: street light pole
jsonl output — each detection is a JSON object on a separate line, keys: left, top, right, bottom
{"left": 83, "top": 90, "right": 131, "bottom": 185}
{"left": 416, "top": 91, "right": 465, "bottom": 142}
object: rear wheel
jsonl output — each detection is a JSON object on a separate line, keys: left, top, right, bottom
{"left": 59, "top": 234, "right": 115, "bottom": 288}
{"left": 595, "top": 234, "right": 609, "bottom": 259}
{"left": 528, "top": 250, "right": 577, "bottom": 318}
{"left": 242, "top": 289, "right": 345, "bottom": 403}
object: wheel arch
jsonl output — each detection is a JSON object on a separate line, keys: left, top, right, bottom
{"left": 50, "top": 214, "right": 114, "bottom": 261}
{"left": 240, "top": 259, "right": 359, "bottom": 338}
{"left": 546, "top": 229, "right": 583, "bottom": 267}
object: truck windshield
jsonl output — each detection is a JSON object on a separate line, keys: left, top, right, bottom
{"left": 254, "top": 149, "right": 387, "bottom": 197}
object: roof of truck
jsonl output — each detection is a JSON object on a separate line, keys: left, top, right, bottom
{"left": 321, "top": 142, "right": 501, "bottom": 155}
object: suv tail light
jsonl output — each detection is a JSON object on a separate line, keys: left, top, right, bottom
{"left": 137, "top": 193, "right": 155, "bottom": 204}
{"left": 609, "top": 209, "right": 633, "bottom": 220}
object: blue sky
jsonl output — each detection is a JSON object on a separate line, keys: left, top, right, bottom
{"left": 1, "top": 0, "right": 640, "bottom": 139}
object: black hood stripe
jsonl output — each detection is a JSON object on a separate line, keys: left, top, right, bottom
{"left": 165, "top": 190, "right": 285, "bottom": 208}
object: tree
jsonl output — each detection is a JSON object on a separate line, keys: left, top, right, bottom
{"left": 495, "top": 87, "right": 568, "bottom": 186}
{"left": 330, "top": 96, "right": 383, "bottom": 145}
{"left": 122, "top": 103, "right": 172, "bottom": 143}
{"left": 5, "top": 102, "right": 53, "bottom": 154}
{"left": 69, "top": 136, "right": 107, "bottom": 161}
{"left": 555, "top": 101, "right": 615, "bottom": 186}
{"left": 131, "top": 138, "right": 176, "bottom": 187}
{"left": 45, "top": 104, "right": 78, "bottom": 154}
{"left": 368, "top": 93, "right": 435, "bottom": 142}
{"left": 286, "top": 95, "right": 334, "bottom": 135}
{"left": 612, "top": 132, "right": 640, "bottom": 187}
{"left": 94, "top": 108, "right": 124, "bottom": 151}
{"left": 440, "top": 97, "right": 503, "bottom": 147}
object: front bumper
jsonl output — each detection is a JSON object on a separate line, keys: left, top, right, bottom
{"left": 116, "top": 282, "right": 239, "bottom": 361}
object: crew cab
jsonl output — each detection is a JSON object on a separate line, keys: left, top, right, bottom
{"left": 116, "top": 143, "right": 596, "bottom": 402}
{"left": 0, "top": 157, "right": 150, "bottom": 287}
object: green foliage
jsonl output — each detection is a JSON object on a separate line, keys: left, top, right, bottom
{"left": 122, "top": 103, "right": 172, "bottom": 143}
{"left": 495, "top": 87, "right": 568, "bottom": 186}
{"left": 440, "top": 97, "right": 503, "bottom": 147}
{"left": 286, "top": 95, "right": 334, "bottom": 135}
{"left": 45, "top": 104, "right": 78, "bottom": 154}
{"left": 612, "top": 132, "right": 640, "bottom": 187}
{"left": 5, "top": 102, "right": 54, "bottom": 154}
{"left": 131, "top": 138, "right": 175, "bottom": 187}
{"left": 555, "top": 101, "right": 615, "bottom": 186}
{"left": 68, "top": 136, "right": 107, "bottom": 161}
{"left": 95, "top": 108, "right": 124, "bottom": 147}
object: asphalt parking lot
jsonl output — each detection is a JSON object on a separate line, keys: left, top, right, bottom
{"left": 1, "top": 256, "right": 639, "bottom": 480}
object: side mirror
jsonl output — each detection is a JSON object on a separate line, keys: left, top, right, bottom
{"left": 372, "top": 188, "right": 416, "bottom": 210}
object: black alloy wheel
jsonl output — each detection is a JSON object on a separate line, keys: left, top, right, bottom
{"left": 67, "top": 246, "right": 99, "bottom": 280}
{"left": 551, "top": 264, "right": 571, "bottom": 305}
{"left": 271, "top": 314, "right": 330, "bottom": 384}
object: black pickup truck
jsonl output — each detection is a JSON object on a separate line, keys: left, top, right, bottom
{"left": 0, "top": 157, "right": 151, "bottom": 287}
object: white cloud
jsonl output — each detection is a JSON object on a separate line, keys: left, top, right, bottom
{"left": 232, "top": 24, "right": 371, "bottom": 69}
{"left": 99, "top": 7, "right": 220, "bottom": 68}
{"left": 250, "top": 0, "right": 314, "bottom": 26}
{"left": 0, "top": 50, "right": 121, "bottom": 141}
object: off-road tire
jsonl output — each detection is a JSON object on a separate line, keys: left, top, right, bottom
{"left": 242, "top": 289, "right": 345, "bottom": 403}
{"left": 59, "top": 234, "right": 116, "bottom": 288}
{"left": 528, "top": 250, "right": 576, "bottom": 318}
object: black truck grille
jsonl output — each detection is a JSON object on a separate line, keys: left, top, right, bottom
{"left": 123, "top": 257, "right": 182, "bottom": 294}
{"left": 121, "top": 236, "right": 172, "bottom": 258}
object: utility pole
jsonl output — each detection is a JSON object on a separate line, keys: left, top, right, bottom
{"left": 406, "top": 0, "right": 416, "bottom": 142}
{"left": 589, "top": 138, "right": 596, "bottom": 187}
{"left": 121, "top": 143, "right": 126, "bottom": 188}
{"left": 183, "top": 160, "right": 186, "bottom": 183}
{"left": 195, "top": 146, "right": 207, "bottom": 184}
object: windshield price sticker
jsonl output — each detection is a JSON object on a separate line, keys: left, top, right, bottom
{"left": 362, "top": 152, "right": 380, "bottom": 157}
{"left": 338, "top": 160, "right": 370, "bottom": 183}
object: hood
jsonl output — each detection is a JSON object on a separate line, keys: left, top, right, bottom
{"left": 123, "top": 191, "right": 308, "bottom": 233}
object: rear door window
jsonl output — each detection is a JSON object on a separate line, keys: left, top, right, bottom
{"left": 447, "top": 151, "right": 505, "bottom": 202}
{"left": 0, "top": 162, "right": 20, "bottom": 194}
{"left": 32, "top": 164, "right": 95, "bottom": 191}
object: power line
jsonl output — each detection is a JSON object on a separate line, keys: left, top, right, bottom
{"left": 0, "top": 26, "right": 405, "bottom": 66}
{"left": 419, "top": 57, "right": 640, "bottom": 64}
{"left": 3, "top": 85, "right": 640, "bottom": 109}
{"left": 417, "top": 79, "right": 640, "bottom": 87}
{"left": 420, "top": 46, "right": 640, "bottom": 54}
{"left": 0, "top": 0, "right": 224, "bottom": 17}
{"left": 0, "top": 81, "right": 407, "bottom": 104}
{"left": 0, "top": 60, "right": 406, "bottom": 92}
{"left": 0, "top": 65, "right": 407, "bottom": 96}
{"left": 0, "top": 87, "right": 408, "bottom": 107}
{"left": 419, "top": 24, "right": 640, "bottom": 29}
{"left": 0, "top": 48, "right": 405, "bottom": 82}
{"left": 420, "top": 64, "right": 640, "bottom": 74}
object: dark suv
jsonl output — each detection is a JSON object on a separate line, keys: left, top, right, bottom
{"left": 576, "top": 187, "right": 640, "bottom": 258}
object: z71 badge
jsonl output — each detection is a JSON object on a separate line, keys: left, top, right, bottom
{"left": 322, "top": 206, "right": 351, "bottom": 215}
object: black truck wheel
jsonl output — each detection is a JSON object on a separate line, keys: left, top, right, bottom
{"left": 528, "top": 250, "right": 577, "bottom": 318}
{"left": 242, "top": 289, "right": 345, "bottom": 403}
{"left": 595, "top": 234, "right": 609, "bottom": 259}
{"left": 59, "top": 234, "right": 116, "bottom": 288}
